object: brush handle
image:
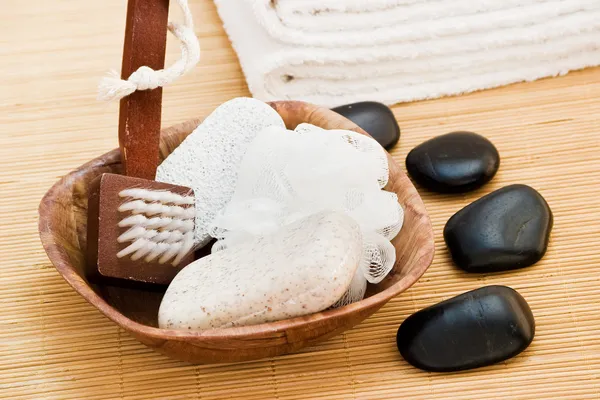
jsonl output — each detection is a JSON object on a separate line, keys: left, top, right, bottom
{"left": 119, "top": 0, "right": 170, "bottom": 179}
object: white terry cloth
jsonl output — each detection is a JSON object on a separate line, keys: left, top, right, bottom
{"left": 214, "top": 0, "right": 600, "bottom": 107}
{"left": 252, "top": 0, "right": 598, "bottom": 47}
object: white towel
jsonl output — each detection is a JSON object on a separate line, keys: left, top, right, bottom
{"left": 215, "top": 0, "right": 600, "bottom": 107}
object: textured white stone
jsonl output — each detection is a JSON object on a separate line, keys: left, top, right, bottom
{"left": 158, "top": 211, "right": 362, "bottom": 330}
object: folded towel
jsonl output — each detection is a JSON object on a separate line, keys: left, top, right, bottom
{"left": 271, "top": 0, "right": 543, "bottom": 34}
{"left": 253, "top": 0, "right": 599, "bottom": 47}
{"left": 215, "top": 0, "right": 600, "bottom": 106}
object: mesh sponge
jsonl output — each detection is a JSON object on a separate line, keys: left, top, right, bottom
{"left": 209, "top": 123, "right": 404, "bottom": 306}
{"left": 295, "top": 123, "right": 389, "bottom": 188}
{"left": 332, "top": 268, "right": 367, "bottom": 308}
{"left": 360, "top": 231, "right": 397, "bottom": 284}
{"left": 331, "top": 231, "right": 397, "bottom": 307}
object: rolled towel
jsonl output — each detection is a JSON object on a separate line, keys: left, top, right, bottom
{"left": 215, "top": 0, "right": 600, "bottom": 106}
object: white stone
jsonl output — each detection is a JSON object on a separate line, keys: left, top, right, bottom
{"left": 156, "top": 97, "right": 285, "bottom": 248}
{"left": 158, "top": 211, "right": 362, "bottom": 330}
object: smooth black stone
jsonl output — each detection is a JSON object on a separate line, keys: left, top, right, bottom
{"left": 405, "top": 131, "right": 500, "bottom": 193}
{"left": 332, "top": 101, "right": 400, "bottom": 149}
{"left": 444, "top": 184, "right": 553, "bottom": 273}
{"left": 397, "top": 285, "right": 535, "bottom": 372}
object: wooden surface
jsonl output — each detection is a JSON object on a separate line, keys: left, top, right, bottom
{"left": 1, "top": 0, "right": 600, "bottom": 398}
{"left": 38, "top": 100, "right": 434, "bottom": 364}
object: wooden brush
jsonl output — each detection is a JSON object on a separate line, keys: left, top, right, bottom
{"left": 87, "top": 0, "right": 195, "bottom": 285}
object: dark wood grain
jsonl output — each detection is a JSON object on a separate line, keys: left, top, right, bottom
{"left": 38, "top": 101, "right": 435, "bottom": 364}
{"left": 119, "top": 0, "right": 169, "bottom": 179}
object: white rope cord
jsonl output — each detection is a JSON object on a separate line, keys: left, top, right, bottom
{"left": 98, "top": 0, "right": 200, "bottom": 101}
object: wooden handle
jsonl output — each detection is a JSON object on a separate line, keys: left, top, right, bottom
{"left": 119, "top": 0, "right": 170, "bottom": 179}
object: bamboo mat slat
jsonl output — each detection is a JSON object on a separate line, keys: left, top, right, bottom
{"left": 1, "top": 0, "right": 600, "bottom": 399}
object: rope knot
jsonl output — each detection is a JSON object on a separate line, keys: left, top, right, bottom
{"left": 97, "top": 0, "right": 200, "bottom": 102}
{"left": 129, "top": 66, "right": 161, "bottom": 91}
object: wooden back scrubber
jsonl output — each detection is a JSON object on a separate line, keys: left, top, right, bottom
{"left": 39, "top": 0, "right": 434, "bottom": 363}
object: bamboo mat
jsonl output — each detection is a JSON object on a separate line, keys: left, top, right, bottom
{"left": 1, "top": 1, "right": 600, "bottom": 399}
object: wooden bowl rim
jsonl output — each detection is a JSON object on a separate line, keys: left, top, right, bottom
{"left": 38, "top": 101, "right": 434, "bottom": 344}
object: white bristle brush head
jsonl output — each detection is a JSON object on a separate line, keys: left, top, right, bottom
{"left": 116, "top": 188, "right": 196, "bottom": 266}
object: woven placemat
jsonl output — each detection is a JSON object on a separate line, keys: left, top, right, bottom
{"left": 1, "top": 0, "right": 599, "bottom": 398}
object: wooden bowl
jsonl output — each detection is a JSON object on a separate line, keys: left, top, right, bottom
{"left": 38, "top": 101, "right": 434, "bottom": 364}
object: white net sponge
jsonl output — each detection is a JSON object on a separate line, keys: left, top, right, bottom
{"left": 156, "top": 98, "right": 286, "bottom": 248}
{"left": 332, "top": 268, "right": 368, "bottom": 308}
{"left": 295, "top": 123, "right": 389, "bottom": 189}
{"left": 209, "top": 123, "right": 404, "bottom": 306}
{"left": 360, "top": 231, "right": 397, "bottom": 284}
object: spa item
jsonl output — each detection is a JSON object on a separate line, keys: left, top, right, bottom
{"left": 444, "top": 184, "right": 553, "bottom": 273}
{"left": 159, "top": 211, "right": 363, "bottom": 330}
{"left": 214, "top": 0, "right": 600, "bottom": 106}
{"left": 406, "top": 131, "right": 500, "bottom": 193}
{"left": 396, "top": 286, "right": 535, "bottom": 372}
{"left": 87, "top": 175, "right": 195, "bottom": 285}
{"left": 86, "top": 0, "right": 200, "bottom": 285}
{"left": 332, "top": 102, "right": 400, "bottom": 150}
